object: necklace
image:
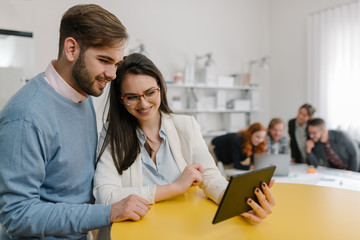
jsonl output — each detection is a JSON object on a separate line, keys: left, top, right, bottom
{"left": 144, "top": 134, "right": 162, "bottom": 158}
{"left": 146, "top": 136, "right": 161, "bottom": 151}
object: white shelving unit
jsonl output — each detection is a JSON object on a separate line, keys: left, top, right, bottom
{"left": 166, "top": 83, "right": 259, "bottom": 141}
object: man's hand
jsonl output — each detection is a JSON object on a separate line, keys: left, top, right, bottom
{"left": 109, "top": 195, "right": 151, "bottom": 223}
{"left": 306, "top": 139, "right": 315, "bottom": 154}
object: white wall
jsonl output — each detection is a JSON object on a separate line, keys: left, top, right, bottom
{"left": 0, "top": 0, "right": 270, "bottom": 129}
{"left": 1, "top": 0, "right": 355, "bottom": 131}
{"left": 0, "top": 0, "right": 270, "bottom": 77}
{"left": 268, "top": 0, "right": 356, "bottom": 128}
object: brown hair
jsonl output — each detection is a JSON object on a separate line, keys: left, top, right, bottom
{"left": 237, "top": 122, "right": 267, "bottom": 157}
{"left": 58, "top": 4, "right": 128, "bottom": 57}
{"left": 307, "top": 118, "right": 326, "bottom": 129}
{"left": 97, "top": 53, "right": 173, "bottom": 175}
{"left": 268, "top": 118, "right": 285, "bottom": 130}
{"left": 299, "top": 103, "right": 316, "bottom": 118}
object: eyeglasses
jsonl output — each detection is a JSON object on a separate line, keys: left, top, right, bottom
{"left": 121, "top": 87, "right": 160, "bottom": 106}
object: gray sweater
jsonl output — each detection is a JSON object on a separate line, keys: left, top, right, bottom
{"left": 307, "top": 130, "right": 360, "bottom": 171}
{"left": 0, "top": 74, "right": 111, "bottom": 239}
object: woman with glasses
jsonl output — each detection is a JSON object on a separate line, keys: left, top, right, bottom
{"left": 93, "top": 53, "right": 275, "bottom": 238}
{"left": 288, "top": 103, "right": 316, "bottom": 163}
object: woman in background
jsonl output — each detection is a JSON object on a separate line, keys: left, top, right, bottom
{"left": 288, "top": 103, "right": 316, "bottom": 163}
{"left": 211, "top": 123, "right": 267, "bottom": 170}
{"left": 93, "top": 53, "right": 275, "bottom": 239}
{"left": 266, "top": 118, "right": 289, "bottom": 154}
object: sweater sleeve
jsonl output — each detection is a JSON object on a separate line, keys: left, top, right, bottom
{"left": 93, "top": 126, "right": 156, "bottom": 205}
{"left": 188, "top": 117, "right": 228, "bottom": 204}
{"left": 306, "top": 142, "right": 321, "bottom": 167}
{"left": 338, "top": 131, "right": 360, "bottom": 171}
{"left": 93, "top": 146, "right": 156, "bottom": 205}
{"left": 288, "top": 119, "right": 296, "bottom": 159}
{"left": 0, "top": 120, "right": 111, "bottom": 237}
{"left": 232, "top": 135, "right": 249, "bottom": 170}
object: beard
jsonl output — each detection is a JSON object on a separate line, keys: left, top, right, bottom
{"left": 314, "top": 133, "right": 323, "bottom": 143}
{"left": 72, "top": 51, "right": 103, "bottom": 97}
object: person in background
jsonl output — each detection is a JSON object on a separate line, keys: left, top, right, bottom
{"left": 211, "top": 123, "right": 267, "bottom": 170}
{"left": 306, "top": 118, "right": 360, "bottom": 171}
{"left": 266, "top": 118, "right": 289, "bottom": 154}
{"left": 0, "top": 4, "right": 150, "bottom": 239}
{"left": 93, "top": 53, "right": 276, "bottom": 239}
{"left": 288, "top": 103, "right": 316, "bottom": 163}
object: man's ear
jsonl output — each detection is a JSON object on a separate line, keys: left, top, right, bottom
{"left": 63, "top": 37, "right": 80, "bottom": 63}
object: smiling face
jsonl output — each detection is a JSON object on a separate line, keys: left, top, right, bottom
{"left": 71, "top": 44, "right": 124, "bottom": 97}
{"left": 296, "top": 107, "right": 311, "bottom": 126}
{"left": 307, "top": 125, "right": 325, "bottom": 143}
{"left": 120, "top": 73, "right": 161, "bottom": 124}
{"left": 251, "top": 130, "right": 267, "bottom": 146}
{"left": 269, "top": 122, "right": 285, "bottom": 143}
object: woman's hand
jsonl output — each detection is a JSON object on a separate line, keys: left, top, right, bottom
{"left": 173, "top": 164, "right": 203, "bottom": 194}
{"left": 154, "top": 164, "right": 203, "bottom": 202}
{"left": 240, "top": 179, "right": 276, "bottom": 224}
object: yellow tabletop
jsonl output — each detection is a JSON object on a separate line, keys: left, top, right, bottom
{"left": 111, "top": 183, "right": 360, "bottom": 240}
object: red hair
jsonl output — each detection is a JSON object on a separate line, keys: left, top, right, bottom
{"left": 237, "top": 122, "right": 267, "bottom": 157}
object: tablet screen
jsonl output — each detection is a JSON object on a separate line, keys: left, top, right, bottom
{"left": 212, "top": 165, "right": 276, "bottom": 224}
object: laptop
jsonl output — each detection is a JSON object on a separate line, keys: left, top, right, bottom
{"left": 253, "top": 154, "right": 291, "bottom": 176}
{"left": 212, "top": 166, "right": 276, "bottom": 224}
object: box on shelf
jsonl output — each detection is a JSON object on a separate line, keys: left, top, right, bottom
{"left": 223, "top": 113, "right": 247, "bottom": 132}
{"left": 184, "top": 62, "right": 195, "bottom": 85}
{"left": 196, "top": 96, "right": 216, "bottom": 110}
{"left": 217, "top": 76, "right": 234, "bottom": 87}
{"left": 241, "top": 73, "right": 250, "bottom": 86}
{"left": 216, "top": 90, "right": 227, "bottom": 110}
{"left": 171, "top": 96, "right": 182, "bottom": 111}
{"left": 233, "top": 99, "right": 251, "bottom": 111}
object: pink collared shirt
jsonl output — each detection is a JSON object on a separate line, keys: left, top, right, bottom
{"left": 43, "top": 60, "right": 88, "bottom": 103}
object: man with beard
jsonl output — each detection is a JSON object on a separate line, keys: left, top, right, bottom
{"left": 0, "top": 4, "right": 150, "bottom": 240}
{"left": 306, "top": 118, "right": 360, "bottom": 172}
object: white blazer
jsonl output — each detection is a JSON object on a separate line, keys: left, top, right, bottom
{"left": 93, "top": 113, "right": 228, "bottom": 206}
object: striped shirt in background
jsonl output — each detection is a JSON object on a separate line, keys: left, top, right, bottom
{"left": 295, "top": 121, "right": 307, "bottom": 163}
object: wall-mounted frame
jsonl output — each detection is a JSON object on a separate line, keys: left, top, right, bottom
{"left": 0, "top": 29, "right": 34, "bottom": 110}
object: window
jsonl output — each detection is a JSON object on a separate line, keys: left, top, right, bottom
{"left": 308, "top": 1, "right": 360, "bottom": 141}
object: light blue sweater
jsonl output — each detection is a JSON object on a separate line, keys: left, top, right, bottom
{"left": 0, "top": 74, "right": 111, "bottom": 239}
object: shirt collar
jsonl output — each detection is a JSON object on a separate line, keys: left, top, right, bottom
{"left": 43, "top": 60, "right": 88, "bottom": 103}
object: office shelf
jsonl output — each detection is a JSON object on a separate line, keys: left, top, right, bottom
{"left": 166, "top": 82, "right": 259, "bottom": 141}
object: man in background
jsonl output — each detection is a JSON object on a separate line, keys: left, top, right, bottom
{"left": 306, "top": 118, "right": 360, "bottom": 171}
{"left": 0, "top": 4, "right": 150, "bottom": 239}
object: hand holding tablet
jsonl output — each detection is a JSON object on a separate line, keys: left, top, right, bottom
{"left": 241, "top": 178, "right": 276, "bottom": 224}
{"left": 213, "top": 166, "right": 276, "bottom": 224}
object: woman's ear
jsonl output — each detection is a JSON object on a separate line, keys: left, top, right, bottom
{"left": 63, "top": 37, "right": 80, "bottom": 63}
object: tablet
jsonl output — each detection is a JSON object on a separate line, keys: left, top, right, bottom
{"left": 212, "top": 165, "right": 276, "bottom": 224}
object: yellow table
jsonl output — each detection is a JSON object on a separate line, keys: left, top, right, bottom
{"left": 111, "top": 183, "right": 360, "bottom": 240}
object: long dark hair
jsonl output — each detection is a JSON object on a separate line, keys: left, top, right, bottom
{"left": 97, "top": 53, "right": 172, "bottom": 175}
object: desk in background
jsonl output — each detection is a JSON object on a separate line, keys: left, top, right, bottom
{"left": 224, "top": 163, "right": 360, "bottom": 191}
{"left": 111, "top": 183, "right": 360, "bottom": 240}
{"left": 275, "top": 163, "right": 360, "bottom": 191}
